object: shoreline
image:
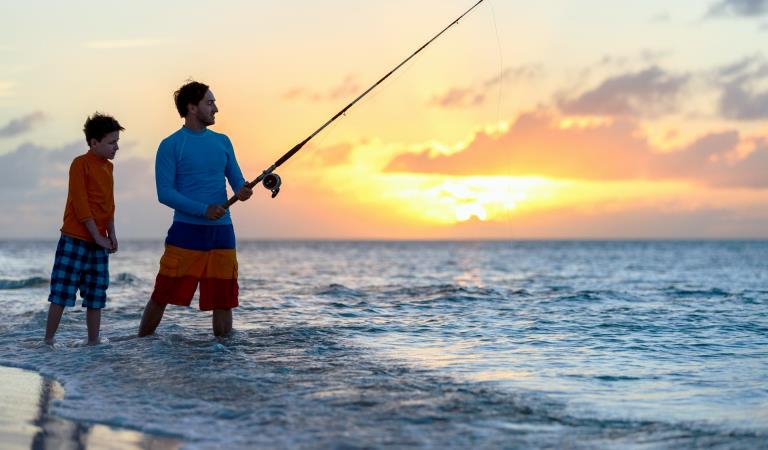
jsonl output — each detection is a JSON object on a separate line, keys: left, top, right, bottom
{"left": 0, "top": 365, "right": 183, "bottom": 450}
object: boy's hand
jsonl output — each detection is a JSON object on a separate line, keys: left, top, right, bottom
{"left": 84, "top": 219, "right": 114, "bottom": 251}
{"left": 94, "top": 235, "right": 114, "bottom": 251}
{"left": 236, "top": 186, "right": 253, "bottom": 202}
{"left": 109, "top": 237, "right": 118, "bottom": 254}
{"left": 205, "top": 204, "right": 226, "bottom": 220}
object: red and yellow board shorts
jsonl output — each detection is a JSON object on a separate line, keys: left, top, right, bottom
{"left": 150, "top": 222, "right": 238, "bottom": 311}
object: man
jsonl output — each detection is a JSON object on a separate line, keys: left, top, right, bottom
{"left": 138, "top": 81, "right": 252, "bottom": 337}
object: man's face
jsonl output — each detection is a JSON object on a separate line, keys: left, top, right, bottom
{"left": 90, "top": 131, "right": 120, "bottom": 160}
{"left": 192, "top": 89, "right": 218, "bottom": 126}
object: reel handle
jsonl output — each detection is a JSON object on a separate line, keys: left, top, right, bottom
{"left": 224, "top": 167, "right": 282, "bottom": 207}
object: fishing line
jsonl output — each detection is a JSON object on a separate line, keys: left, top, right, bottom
{"left": 300, "top": 47, "right": 427, "bottom": 170}
{"left": 489, "top": 1, "right": 503, "bottom": 128}
{"left": 486, "top": 0, "right": 512, "bottom": 232}
{"left": 226, "top": 0, "right": 489, "bottom": 206}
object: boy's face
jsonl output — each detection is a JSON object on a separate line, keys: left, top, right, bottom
{"left": 189, "top": 89, "right": 218, "bottom": 126}
{"left": 89, "top": 131, "right": 120, "bottom": 160}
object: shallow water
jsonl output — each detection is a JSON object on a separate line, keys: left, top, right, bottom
{"left": 0, "top": 240, "right": 766, "bottom": 449}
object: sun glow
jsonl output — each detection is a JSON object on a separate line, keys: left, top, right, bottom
{"left": 483, "top": 120, "right": 511, "bottom": 137}
{"left": 558, "top": 115, "right": 614, "bottom": 130}
{"left": 388, "top": 176, "right": 557, "bottom": 225}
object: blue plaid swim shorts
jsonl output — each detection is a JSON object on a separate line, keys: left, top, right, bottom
{"left": 48, "top": 234, "right": 110, "bottom": 309}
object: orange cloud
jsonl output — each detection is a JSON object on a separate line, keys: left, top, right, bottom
{"left": 384, "top": 110, "right": 768, "bottom": 188}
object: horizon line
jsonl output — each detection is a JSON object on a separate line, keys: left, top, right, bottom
{"left": 1, "top": 237, "right": 768, "bottom": 242}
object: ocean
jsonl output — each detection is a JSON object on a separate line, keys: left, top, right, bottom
{"left": 0, "top": 240, "right": 766, "bottom": 449}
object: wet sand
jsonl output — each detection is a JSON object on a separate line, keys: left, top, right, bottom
{"left": 0, "top": 365, "right": 182, "bottom": 450}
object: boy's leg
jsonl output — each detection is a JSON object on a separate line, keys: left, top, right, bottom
{"left": 80, "top": 242, "right": 108, "bottom": 344}
{"left": 138, "top": 299, "right": 167, "bottom": 337}
{"left": 46, "top": 235, "right": 80, "bottom": 344}
{"left": 86, "top": 308, "right": 101, "bottom": 345}
{"left": 212, "top": 308, "right": 232, "bottom": 337}
{"left": 44, "top": 303, "right": 65, "bottom": 344}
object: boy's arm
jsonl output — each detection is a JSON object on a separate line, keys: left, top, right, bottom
{"left": 69, "top": 159, "right": 94, "bottom": 223}
{"left": 155, "top": 141, "right": 209, "bottom": 216}
{"left": 70, "top": 159, "right": 112, "bottom": 250}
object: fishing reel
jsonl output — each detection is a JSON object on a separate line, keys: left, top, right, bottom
{"left": 262, "top": 173, "right": 281, "bottom": 198}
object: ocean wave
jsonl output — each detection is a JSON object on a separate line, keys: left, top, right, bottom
{"left": 315, "top": 283, "right": 367, "bottom": 298}
{"left": 664, "top": 286, "right": 732, "bottom": 298}
{"left": 554, "top": 291, "right": 606, "bottom": 302}
{"left": 0, "top": 272, "right": 144, "bottom": 289}
{"left": 381, "top": 284, "right": 506, "bottom": 299}
{"left": 111, "top": 272, "right": 140, "bottom": 285}
{"left": 0, "top": 276, "right": 48, "bottom": 289}
{"left": 568, "top": 374, "right": 649, "bottom": 382}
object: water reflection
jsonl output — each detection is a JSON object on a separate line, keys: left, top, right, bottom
{"left": 5, "top": 367, "right": 183, "bottom": 450}
{"left": 30, "top": 377, "right": 88, "bottom": 449}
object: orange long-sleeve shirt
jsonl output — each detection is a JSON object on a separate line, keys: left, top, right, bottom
{"left": 60, "top": 151, "right": 114, "bottom": 242}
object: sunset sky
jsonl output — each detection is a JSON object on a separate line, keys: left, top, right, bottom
{"left": 1, "top": 0, "right": 767, "bottom": 239}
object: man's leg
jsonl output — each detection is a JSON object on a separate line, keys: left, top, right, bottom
{"left": 138, "top": 299, "right": 167, "bottom": 337}
{"left": 212, "top": 309, "right": 232, "bottom": 337}
{"left": 44, "top": 303, "right": 65, "bottom": 345}
{"left": 86, "top": 308, "right": 101, "bottom": 345}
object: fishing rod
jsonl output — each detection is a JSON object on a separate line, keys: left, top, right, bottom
{"left": 225, "top": 0, "right": 487, "bottom": 206}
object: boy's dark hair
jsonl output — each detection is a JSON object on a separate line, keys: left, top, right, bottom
{"left": 83, "top": 113, "right": 124, "bottom": 145}
{"left": 174, "top": 81, "right": 210, "bottom": 117}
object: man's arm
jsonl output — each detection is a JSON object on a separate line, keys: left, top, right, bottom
{"left": 224, "top": 137, "right": 252, "bottom": 202}
{"left": 155, "top": 141, "right": 209, "bottom": 216}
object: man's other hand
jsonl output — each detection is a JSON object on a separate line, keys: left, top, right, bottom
{"left": 205, "top": 204, "right": 226, "bottom": 220}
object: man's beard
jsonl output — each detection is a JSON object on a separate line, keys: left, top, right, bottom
{"left": 197, "top": 110, "right": 215, "bottom": 126}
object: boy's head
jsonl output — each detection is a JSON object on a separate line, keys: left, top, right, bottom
{"left": 84, "top": 113, "right": 124, "bottom": 160}
{"left": 174, "top": 81, "right": 217, "bottom": 126}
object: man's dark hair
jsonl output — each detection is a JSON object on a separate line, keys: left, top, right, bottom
{"left": 83, "top": 113, "right": 124, "bottom": 145}
{"left": 174, "top": 81, "right": 210, "bottom": 117}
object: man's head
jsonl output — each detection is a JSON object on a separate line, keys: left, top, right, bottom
{"left": 83, "top": 113, "right": 123, "bottom": 160}
{"left": 174, "top": 81, "right": 218, "bottom": 126}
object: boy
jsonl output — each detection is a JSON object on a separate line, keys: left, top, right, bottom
{"left": 44, "top": 113, "right": 123, "bottom": 345}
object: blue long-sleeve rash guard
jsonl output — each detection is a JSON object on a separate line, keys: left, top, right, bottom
{"left": 155, "top": 126, "right": 246, "bottom": 226}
